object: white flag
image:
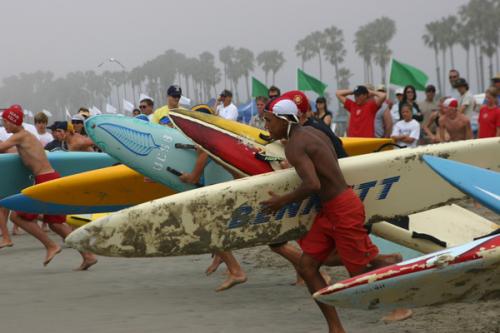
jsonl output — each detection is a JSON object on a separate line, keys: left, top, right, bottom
{"left": 123, "top": 99, "right": 135, "bottom": 112}
{"left": 139, "top": 93, "right": 153, "bottom": 102}
{"left": 42, "top": 109, "right": 53, "bottom": 117}
{"left": 180, "top": 95, "right": 191, "bottom": 106}
{"left": 106, "top": 104, "right": 117, "bottom": 114}
{"left": 65, "top": 108, "right": 72, "bottom": 121}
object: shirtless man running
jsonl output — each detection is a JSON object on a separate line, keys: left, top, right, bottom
{"left": 261, "top": 100, "right": 405, "bottom": 333}
{"left": 439, "top": 98, "right": 473, "bottom": 142}
{"left": 0, "top": 105, "right": 97, "bottom": 269}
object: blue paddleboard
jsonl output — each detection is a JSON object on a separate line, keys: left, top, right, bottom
{"left": 423, "top": 155, "right": 500, "bottom": 214}
{"left": 0, "top": 152, "right": 116, "bottom": 198}
{"left": 85, "top": 115, "right": 232, "bottom": 192}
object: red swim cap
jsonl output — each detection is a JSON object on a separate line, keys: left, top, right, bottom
{"left": 2, "top": 104, "right": 24, "bottom": 126}
{"left": 275, "top": 90, "right": 310, "bottom": 114}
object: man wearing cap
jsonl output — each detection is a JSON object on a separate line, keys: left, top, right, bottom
{"left": 214, "top": 90, "right": 238, "bottom": 121}
{"left": 151, "top": 85, "right": 186, "bottom": 124}
{"left": 268, "top": 86, "right": 281, "bottom": 99}
{"left": 0, "top": 105, "right": 97, "bottom": 269}
{"left": 439, "top": 98, "right": 473, "bottom": 142}
{"left": 389, "top": 88, "right": 405, "bottom": 123}
{"left": 261, "top": 100, "right": 404, "bottom": 332}
{"left": 336, "top": 85, "right": 386, "bottom": 137}
{"left": 45, "top": 121, "right": 68, "bottom": 151}
{"left": 455, "top": 78, "right": 476, "bottom": 118}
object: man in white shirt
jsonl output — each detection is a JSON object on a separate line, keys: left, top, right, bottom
{"left": 213, "top": 90, "right": 238, "bottom": 121}
{"left": 391, "top": 103, "right": 420, "bottom": 148}
{"left": 35, "top": 112, "right": 54, "bottom": 146}
{"left": 389, "top": 88, "right": 404, "bottom": 123}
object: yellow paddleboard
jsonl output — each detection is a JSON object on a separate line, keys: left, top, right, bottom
{"left": 23, "top": 164, "right": 174, "bottom": 207}
{"left": 67, "top": 213, "right": 109, "bottom": 228}
{"left": 171, "top": 108, "right": 394, "bottom": 156}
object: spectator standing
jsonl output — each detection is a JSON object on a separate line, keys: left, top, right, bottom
{"left": 391, "top": 103, "right": 421, "bottom": 148}
{"left": 139, "top": 98, "right": 155, "bottom": 120}
{"left": 399, "top": 85, "right": 423, "bottom": 122}
{"left": 478, "top": 87, "right": 500, "bottom": 138}
{"left": 151, "top": 85, "right": 185, "bottom": 124}
{"left": 455, "top": 78, "right": 476, "bottom": 118}
{"left": 213, "top": 90, "right": 238, "bottom": 121}
{"left": 419, "top": 85, "right": 439, "bottom": 124}
{"left": 439, "top": 98, "right": 473, "bottom": 142}
{"left": 389, "top": 88, "right": 404, "bottom": 123}
{"left": 34, "top": 112, "right": 53, "bottom": 146}
{"left": 374, "top": 85, "right": 393, "bottom": 138}
{"left": 314, "top": 97, "right": 333, "bottom": 127}
{"left": 449, "top": 69, "right": 460, "bottom": 98}
{"left": 249, "top": 96, "right": 268, "bottom": 130}
{"left": 490, "top": 73, "right": 500, "bottom": 104}
{"left": 336, "top": 85, "right": 386, "bottom": 138}
{"left": 45, "top": 121, "right": 67, "bottom": 151}
{"left": 268, "top": 86, "right": 281, "bottom": 99}
{"left": 71, "top": 114, "right": 87, "bottom": 136}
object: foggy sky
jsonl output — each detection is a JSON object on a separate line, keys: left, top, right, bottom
{"left": 0, "top": 0, "right": 473, "bottom": 98}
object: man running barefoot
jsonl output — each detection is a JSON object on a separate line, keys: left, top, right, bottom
{"left": 261, "top": 100, "right": 408, "bottom": 332}
{"left": 0, "top": 105, "right": 97, "bottom": 270}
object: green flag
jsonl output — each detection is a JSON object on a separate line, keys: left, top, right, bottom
{"left": 297, "top": 69, "right": 328, "bottom": 96}
{"left": 389, "top": 59, "right": 429, "bottom": 91}
{"left": 252, "top": 77, "right": 268, "bottom": 98}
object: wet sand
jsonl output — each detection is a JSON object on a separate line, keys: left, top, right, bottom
{"left": 0, "top": 200, "right": 499, "bottom": 333}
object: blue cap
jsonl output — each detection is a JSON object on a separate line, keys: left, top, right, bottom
{"left": 135, "top": 114, "right": 149, "bottom": 122}
{"left": 159, "top": 116, "right": 171, "bottom": 125}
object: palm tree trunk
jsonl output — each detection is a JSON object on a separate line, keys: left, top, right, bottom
{"left": 245, "top": 74, "right": 250, "bottom": 102}
{"left": 496, "top": 48, "right": 499, "bottom": 73}
{"left": 132, "top": 84, "right": 137, "bottom": 105}
{"left": 272, "top": 71, "right": 276, "bottom": 85}
{"left": 465, "top": 48, "right": 470, "bottom": 84}
{"left": 301, "top": 59, "right": 305, "bottom": 71}
{"left": 488, "top": 56, "right": 494, "bottom": 84}
{"left": 450, "top": 46, "right": 455, "bottom": 69}
{"left": 441, "top": 49, "right": 447, "bottom": 95}
{"left": 473, "top": 43, "right": 481, "bottom": 92}
{"left": 223, "top": 65, "right": 227, "bottom": 89}
{"left": 434, "top": 48, "right": 442, "bottom": 95}
{"left": 381, "top": 63, "right": 386, "bottom": 84}
{"left": 318, "top": 50, "right": 323, "bottom": 81}
{"left": 479, "top": 54, "right": 485, "bottom": 91}
{"left": 369, "top": 62, "right": 374, "bottom": 84}
{"left": 333, "top": 62, "right": 340, "bottom": 89}
{"left": 184, "top": 75, "right": 190, "bottom": 99}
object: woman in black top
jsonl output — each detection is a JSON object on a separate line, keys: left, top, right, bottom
{"left": 314, "top": 97, "right": 333, "bottom": 126}
{"left": 398, "top": 85, "right": 423, "bottom": 122}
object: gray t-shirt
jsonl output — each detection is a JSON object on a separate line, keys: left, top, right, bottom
{"left": 458, "top": 91, "right": 476, "bottom": 118}
{"left": 374, "top": 104, "right": 387, "bottom": 138}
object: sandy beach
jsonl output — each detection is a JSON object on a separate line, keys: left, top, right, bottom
{"left": 1, "top": 199, "right": 499, "bottom": 333}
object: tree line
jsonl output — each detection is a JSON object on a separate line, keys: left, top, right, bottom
{"left": 1, "top": 0, "right": 499, "bottom": 121}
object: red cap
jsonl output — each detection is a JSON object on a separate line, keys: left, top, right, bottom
{"left": 268, "top": 90, "right": 310, "bottom": 114}
{"left": 443, "top": 98, "right": 458, "bottom": 108}
{"left": 2, "top": 105, "right": 24, "bottom": 126}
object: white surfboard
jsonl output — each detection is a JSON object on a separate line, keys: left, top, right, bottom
{"left": 313, "top": 234, "right": 500, "bottom": 310}
{"left": 65, "top": 138, "right": 500, "bottom": 257}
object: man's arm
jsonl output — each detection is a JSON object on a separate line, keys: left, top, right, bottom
{"left": 422, "top": 112, "right": 436, "bottom": 138}
{"left": 371, "top": 90, "right": 387, "bottom": 107}
{"left": 383, "top": 107, "right": 393, "bottom": 138}
{"left": 496, "top": 126, "right": 500, "bottom": 137}
{"left": 438, "top": 117, "right": 447, "bottom": 142}
{"left": 335, "top": 89, "right": 352, "bottom": 105}
{"left": 213, "top": 97, "right": 222, "bottom": 115}
{"left": 261, "top": 138, "right": 320, "bottom": 212}
{"left": 464, "top": 119, "right": 473, "bottom": 140}
{"left": 0, "top": 135, "right": 19, "bottom": 153}
{"left": 180, "top": 149, "right": 209, "bottom": 184}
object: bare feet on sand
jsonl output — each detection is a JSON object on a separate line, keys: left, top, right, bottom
{"left": 205, "top": 255, "right": 223, "bottom": 276}
{"left": 382, "top": 308, "right": 413, "bottom": 323}
{"left": 215, "top": 274, "right": 247, "bottom": 292}
{"left": 74, "top": 258, "right": 98, "bottom": 271}
{"left": 43, "top": 246, "right": 62, "bottom": 266}
{"left": 0, "top": 241, "right": 13, "bottom": 249}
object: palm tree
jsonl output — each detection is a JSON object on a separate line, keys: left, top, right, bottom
{"left": 456, "top": 22, "right": 472, "bottom": 82}
{"left": 219, "top": 46, "right": 235, "bottom": 89}
{"left": 307, "top": 31, "right": 326, "bottom": 81}
{"left": 354, "top": 25, "right": 375, "bottom": 83}
{"left": 256, "top": 50, "right": 273, "bottom": 85}
{"left": 295, "top": 37, "right": 314, "bottom": 70}
{"left": 235, "top": 48, "right": 254, "bottom": 102}
{"left": 323, "top": 25, "right": 346, "bottom": 89}
{"left": 371, "top": 17, "right": 396, "bottom": 84}
{"left": 423, "top": 21, "right": 443, "bottom": 94}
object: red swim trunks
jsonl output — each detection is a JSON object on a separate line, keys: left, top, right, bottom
{"left": 298, "top": 188, "right": 378, "bottom": 275}
{"left": 16, "top": 171, "right": 66, "bottom": 224}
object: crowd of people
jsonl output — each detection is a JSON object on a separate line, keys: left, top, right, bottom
{"left": 0, "top": 68, "right": 499, "bottom": 333}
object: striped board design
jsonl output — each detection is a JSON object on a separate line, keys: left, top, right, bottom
{"left": 65, "top": 138, "right": 500, "bottom": 258}
{"left": 313, "top": 234, "right": 500, "bottom": 310}
{"left": 0, "top": 151, "right": 116, "bottom": 198}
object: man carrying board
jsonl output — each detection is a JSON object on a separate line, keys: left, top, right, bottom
{"left": 0, "top": 105, "right": 97, "bottom": 270}
{"left": 261, "top": 100, "right": 408, "bottom": 332}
